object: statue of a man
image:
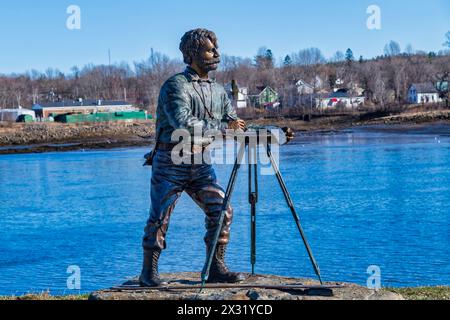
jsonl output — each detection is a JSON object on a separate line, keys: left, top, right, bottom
{"left": 140, "top": 29, "right": 247, "bottom": 287}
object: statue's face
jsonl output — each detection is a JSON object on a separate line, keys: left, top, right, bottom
{"left": 193, "top": 38, "right": 221, "bottom": 73}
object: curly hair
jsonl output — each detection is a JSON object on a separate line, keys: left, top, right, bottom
{"left": 179, "top": 29, "right": 218, "bottom": 65}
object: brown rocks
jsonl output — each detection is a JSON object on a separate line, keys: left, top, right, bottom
{"left": 370, "top": 110, "right": 450, "bottom": 125}
{"left": 0, "top": 121, "right": 156, "bottom": 153}
{"left": 89, "top": 273, "right": 404, "bottom": 301}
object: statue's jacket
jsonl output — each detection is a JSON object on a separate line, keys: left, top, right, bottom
{"left": 143, "top": 67, "right": 236, "bottom": 250}
{"left": 156, "top": 66, "right": 238, "bottom": 145}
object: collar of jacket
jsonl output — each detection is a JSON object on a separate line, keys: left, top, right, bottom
{"left": 184, "top": 66, "right": 216, "bottom": 83}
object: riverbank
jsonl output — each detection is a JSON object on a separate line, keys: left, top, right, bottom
{"left": 0, "top": 121, "right": 154, "bottom": 154}
{"left": 252, "top": 110, "right": 450, "bottom": 132}
{"left": 0, "top": 110, "right": 449, "bottom": 155}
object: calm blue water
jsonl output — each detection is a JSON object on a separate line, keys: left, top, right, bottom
{"left": 0, "top": 125, "right": 449, "bottom": 295}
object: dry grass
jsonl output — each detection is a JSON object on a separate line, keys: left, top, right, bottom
{"left": 386, "top": 286, "right": 450, "bottom": 300}
{"left": 0, "top": 292, "right": 89, "bottom": 301}
{"left": 1, "top": 287, "right": 449, "bottom": 300}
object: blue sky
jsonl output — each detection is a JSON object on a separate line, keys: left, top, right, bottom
{"left": 0, "top": 0, "right": 448, "bottom": 74}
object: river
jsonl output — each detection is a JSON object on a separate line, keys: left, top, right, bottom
{"left": 0, "top": 124, "right": 449, "bottom": 295}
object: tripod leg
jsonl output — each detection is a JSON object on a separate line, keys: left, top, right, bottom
{"left": 249, "top": 145, "right": 258, "bottom": 275}
{"left": 201, "top": 143, "right": 246, "bottom": 287}
{"left": 265, "top": 144, "right": 323, "bottom": 285}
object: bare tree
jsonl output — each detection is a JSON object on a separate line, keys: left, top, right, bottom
{"left": 134, "top": 49, "right": 183, "bottom": 110}
{"left": 384, "top": 41, "right": 401, "bottom": 56}
{"left": 405, "top": 44, "right": 415, "bottom": 56}
{"left": 331, "top": 51, "right": 345, "bottom": 63}
{"left": 444, "top": 31, "right": 450, "bottom": 48}
{"left": 292, "top": 48, "right": 325, "bottom": 66}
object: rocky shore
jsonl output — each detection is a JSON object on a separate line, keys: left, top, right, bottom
{"left": 0, "top": 121, "right": 155, "bottom": 154}
{"left": 253, "top": 110, "right": 450, "bottom": 132}
{"left": 366, "top": 110, "right": 450, "bottom": 125}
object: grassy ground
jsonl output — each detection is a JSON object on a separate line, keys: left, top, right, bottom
{"left": 1, "top": 287, "right": 449, "bottom": 300}
{"left": 385, "top": 286, "right": 450, "bottom": 300}
{"left": 0, "top": 293, "right": 90, "bottom": 301}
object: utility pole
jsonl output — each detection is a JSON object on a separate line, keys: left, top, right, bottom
{"left": 108, "top": 49, "right": 112, "bottom": 99}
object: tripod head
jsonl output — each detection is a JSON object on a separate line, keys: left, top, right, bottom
{"left": 224, "top": 115, "right": 295, "bottom": 146}
{"left": 227, "top": 125, "right": 294, "bottom": 146}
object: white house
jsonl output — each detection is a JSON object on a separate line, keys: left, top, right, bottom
{"left": 347, "top": 81, "right": 365, "bottom": 96}
{"left": 225, "top": 83, "right": 248, "bottom": 109}
{"left": 335, "top": 78, "right": 344, "bottom": 86}
{"left": 283, "top": 79, "right": 320, "bottom": 107}
{"left": 295, "top": 76, "right": 324, "bottom": 92}
{"left": 316, "top": 90, "right": 365, "bottom": 109}
{"left": 294, "top": 80, "right": 315, "bottom": 95}
{"left": 408, "top": 83, "right": 441, "bottom": 104}
{"left": 0, "top": 107, "right": 36, "bottom": 122}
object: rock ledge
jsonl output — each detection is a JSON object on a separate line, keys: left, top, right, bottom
{"left": 89, "top": 273, "right": 403, "bottom": 300}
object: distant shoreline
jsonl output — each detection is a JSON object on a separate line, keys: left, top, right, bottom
{"left": 0, "top": 121, "right": 155, "bottom": 155}
{"left": 0, "top": 110, "right": 449, "bottom": 155}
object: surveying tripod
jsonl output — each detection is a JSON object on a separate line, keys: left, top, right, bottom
{"left": 201, "top": 130, "right": 323, "bottom": 287}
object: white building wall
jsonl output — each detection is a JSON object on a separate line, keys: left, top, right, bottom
{"left": 417, "top": 93, "right": 440, "bottom": 103}
{"left": 235, "top": 88, "right": 248, "bottom": 108}
{"left": 236, "top": 100, "right": 247, "bottom": 109}
{"left": 316, "top": 97, "right": 365, "bottom": 109}
{"left": 408, "top": 86, "right": 442, "bottom": 104}
{"left": 0, "top": 108, "right": 36, "bottom": 122}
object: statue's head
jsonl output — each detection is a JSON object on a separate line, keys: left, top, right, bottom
{"left": 180, "top": 28, "right": 221, "bottom": 75}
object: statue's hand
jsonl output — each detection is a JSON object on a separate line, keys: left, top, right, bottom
{"left": 229, "top": 119, "right": 247, "bottom": 131}
{"left": 282, "top": 127, "right": 295, "bottom": 143}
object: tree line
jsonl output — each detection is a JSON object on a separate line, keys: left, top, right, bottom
{"left": 1, "top": 36, "right": 449, "bottom": 115}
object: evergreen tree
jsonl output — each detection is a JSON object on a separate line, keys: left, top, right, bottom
{"left": 345, "top": 48, "right": 354, "bottom": 65}
{"left": 265, "top": 49, "right": 274, "bottom": 69}
{"left": 231, "top": 79, "right": 239, "bottom": 100}
{"left": 428, "top": 51, "right": 437, "bottom": 63}
{"left": 254, "top": 47, "right": 274, "bottom": 69}
{"left": 328, "top": 73, "right": 337, "bottom": 89}
{"left": 283, "top": 55, "right": 293, "bottom": 67}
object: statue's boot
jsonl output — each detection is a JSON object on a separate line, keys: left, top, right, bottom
{"left": 206, "top": 244, "right": 246, "bottom": 283}
{"left": 139, "top": 249, "right": 168, "bottom": 287}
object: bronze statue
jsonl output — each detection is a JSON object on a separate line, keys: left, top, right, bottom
{"left": 140, "top": 29, "right": 246, "bottom": 287}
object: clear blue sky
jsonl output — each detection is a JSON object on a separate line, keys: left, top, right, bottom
{"left": 0, "top": 0, "right": 448, "bottom": 74}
